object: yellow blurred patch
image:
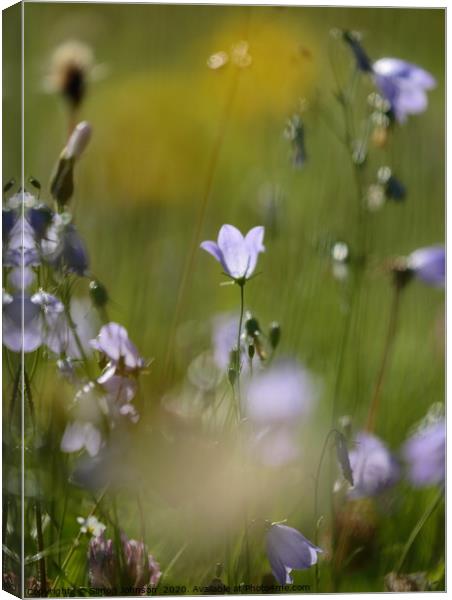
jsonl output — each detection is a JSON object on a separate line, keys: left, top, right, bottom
{"left": 86, "top": 18, "right": 318, "bottom": 205}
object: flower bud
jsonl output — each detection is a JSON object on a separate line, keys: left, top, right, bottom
{"left": 3, "top": 178, "right": 16, "bottom": 194}
{"left": 269, "top": 322, "right": 281, "bottom": 349}
{"left": 245, "top": 316, "right": 260, "bottom": 338}
{"left": 342, "top": 30, "right": 373, "bottom": 73}
{"left": 228, "top": 366, "right": 237, "bottom": 387}
{"left": 28, "top": 176, "right": 41, "bottom": 192}
{"left": 50, "top": 157, "right": 74, "bottom": 207}
{"left": 89, "top": 280, "right": 109, "bottom": 308}
{"left": 64, "top": 121, "right": 92, "bottom": 160}
{"left": 385, "top": 175, "right": 406, "bottom": 201}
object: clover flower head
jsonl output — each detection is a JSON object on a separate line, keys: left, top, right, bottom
{"left": 88, "top": 532, "right": 116, "bottom": 588}
{"left": 121, "top": 533, "right": 162, "bottom": 588}
{"left": 347, "top": 431, "right": 400, "bottom": 498}
{"left": 402, "top": 416, "right": 445, "bottom": 488}
{"left": 266, "top": 523, "right": 322, "bottom": 585}
{"left": 77, "top": 515, "right": 106, "bottom": 537}
{"left": 201, "top": 224, "right": 265, "bottom": 281}
{"left": 373, "top": 58, "right": 436, "bottom": 123}
{"left": 407, "top": 245, "right": 445, "bottom": 287}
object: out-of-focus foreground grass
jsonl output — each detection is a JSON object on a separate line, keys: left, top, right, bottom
{"left": 5, "top": 3, "right": 445, "bottom": 593}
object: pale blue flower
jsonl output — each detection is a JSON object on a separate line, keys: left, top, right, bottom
{"left": 407, "top": 245, "right": 445, "bottom": 287}
{"left": 101, "top": 375, "right": 139, "bottom": 423}
{"left": 266, "top": 523, "right": 322, "bottom": 585}
{"left": 348, "top": 432, "right": 400, "bottom": 498}
{"left": 3, "top": 292, "right": 42, "bottom": 353}
{"left": 373, "top": 58, "right": 436, "bottom": 123}
{"left": 90, "top": 322, "right": 145, "bottom": 373}
{"left": 244, "top": 360, "right": 315, "bottom": 426}
{"left": 201, "top": 224, "right": 265, "bottom": 280}
{"left": 211, "top": 313, "right": 247, "bottom": 372}
{"left": 402, "top": 417, "right": 445, "bottom": 488}
{"left": 61, "top": 421, "right": 102, "bottom": 457}
{"left": 343, "top": 33, "right": 436, "bottom": 123}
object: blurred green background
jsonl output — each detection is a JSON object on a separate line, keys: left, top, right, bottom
{"left": 6, "top": 3, "right": 446, "bottom": 593}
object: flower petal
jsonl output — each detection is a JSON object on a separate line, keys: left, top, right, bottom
{"left": 61, "top": 422, "right": 86, "bottom": 453}
{"left": 84, "top": 423, "right": 102, "bottom": 457}
{"left": 244, "top": 226, "right": 265, "bottom": 277}
{"left": 217, "top": 224, "right": 249, "bottom": 279}
{"left": 266, "top": 539, "right": 288, "bottom": 585}
{"left": 90, "top": 322, "right": 143, "bottom": 369}
{"left": 267, "top": 525, "right": 317, "bottom": 570}
{"left": 408, "top": 246, "right": 445, "bottom": 287}
{"left": 200, "top": 241, "right": 225, "bottom": 269}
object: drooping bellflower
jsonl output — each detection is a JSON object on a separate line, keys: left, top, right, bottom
{"left": 343, "top": 32, "right": 436, "bottom": 123}
{"left": 373, "top": 58, "right": 436, "bottom": 123}
{"left": 266, "top": 523, "right": 322, "bottom": 585}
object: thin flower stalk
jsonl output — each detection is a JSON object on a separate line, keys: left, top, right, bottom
{"left": 163, "top": 9, "right": 253, "bottom": 382}
{"left": 365, "top": 281, "right": 401, "bottom": 432}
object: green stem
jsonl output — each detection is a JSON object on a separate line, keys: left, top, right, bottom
{"left": 366, "top": 283, "right": 401, "bottom": 432}
{"left": 395, "top": 487, "right": 444, "bottom": 574}
{"left": 327, "top": 50, "right": 369, "bottom": 592}
{"left": 8, "top": 363, "right": 22, "bottom": 435}
{"left": 162, "top": 48, "right": 247, "bottom": 383}
{"left": 236, "top": 282, "right": 245, "bottom": 411}
{"left": 234, "top": 281, "right": 251, "bottom": 584}
{"left": 61, "top": 278, "right": 93, "bottom": 379}
{"left": 51, "top": 489, "right": 108, "bottom": 590}
{"left": 35, "top": 501, "right": 47, "bottom": 596}
{"left": 23, "top": 371, "right": 46, "bottom": 594}
{"left": 313, "top": 429, "right": 340, "bottom": 592}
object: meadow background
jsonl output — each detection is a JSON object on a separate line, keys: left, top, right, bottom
{"left": 3, "top": 3, "right": 445, "bottom": 594}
